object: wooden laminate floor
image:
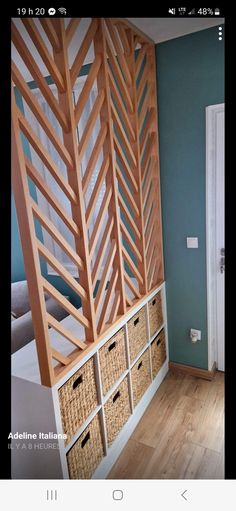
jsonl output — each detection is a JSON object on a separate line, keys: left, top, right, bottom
{"left": 108, "top": 370, "right": 224, "bottom": 479}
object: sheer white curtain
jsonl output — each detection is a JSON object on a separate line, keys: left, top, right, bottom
{"left": 23, "top": 77, "right": 105, "bottom": 277}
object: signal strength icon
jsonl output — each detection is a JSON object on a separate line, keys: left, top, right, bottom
{"left": 188, "top": 8, "right": 195, "bottom": 15}
{"left": 58, "top": 7, "right": 67, "bottom": 15}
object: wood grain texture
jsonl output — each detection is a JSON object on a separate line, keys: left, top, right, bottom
{"left": 31, "top": 198, "right": 84, "bottom": 271}
{"left": 53, "top": 19, "right": 98, "bottom": 343}
{"left": 25, "top": 156, "right": 80, "bottom": 238}
{"left": 40, "top": 18, "right": 61, "bottom": 52}
{"left": 111, "top": 18, "right": 154, "bottom": 45}
{"left": 82, "top": 123, "right": 108, "bottom": 194}
{"left": 12, "top": 21, "right": 69, "bottom": 132}
{"left": 65, "top": 19, "right": 80, "bottom": 47}
{"left": 94, "top": 18, "right": 127, "bottom": 320}
{"left": 108, "top": 371, "right": 224, "bottom": 479}
{"left": 70, "top": 19, "right": 98, "bottom": 86}
{"left": 12, "top": 86, "right": 54, "bottom": 387}
{"left": 17, "top": 107, "right": 76, "bottom": 204}
{"left": 74, "top": 56, "right": 102, "bottom": 125}
{"left": 21, "top": 19, "right": 65, "bottom": 93}
{"left": 12, "top": 17, "right": 164, "bottom": 385}
{"left": 145, "top": 45, "right": 164, "bottom": 287}
{"left": 11, "top": 62, "right": 73, "bottom": 170}
{"left": 124, "top": 29, "right": 148, "bottom": 295}
{"left": 42, "top": 278, "right": 90, "bottom": 330}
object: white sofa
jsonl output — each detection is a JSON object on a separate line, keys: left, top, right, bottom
{"left": 11, "top": 280, "right": 68, "bottom": 354}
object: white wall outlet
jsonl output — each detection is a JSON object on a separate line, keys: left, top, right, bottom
{"left": 190, "top": 328, "right": 201, "bottom": 342}
{"left": 187, "top": 237, "right": 198, "bottom": 248}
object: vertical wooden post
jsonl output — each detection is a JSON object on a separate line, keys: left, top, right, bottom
{"left": 125, "top": 29, "right": 148, "bottom": 294}
{"left": 52, "top": 19, "right": 97, "bottom": 341}
{"left": 11, "top": 85, "right": 54, "bottom": 387}
{"left": 93, "top": 18, "right": 126, "bottom": 315}
{"left": 146, "top": 45, "right": 164, "bottom": 284}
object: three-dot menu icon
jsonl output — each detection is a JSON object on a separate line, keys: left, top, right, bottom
{"left": 218, "top": 26, "right": 223, "bottom": 41}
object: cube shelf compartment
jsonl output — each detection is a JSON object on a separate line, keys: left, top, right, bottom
{"left": 128, "top": 306, "right": 147, "bottom": 363}
{"left": 104, "top": 376, "right": 131, "bottom": 447}
{"left": 99, "top": 328, "right": 127, "bottom": 396}
{"left": 131, "top": 349, "right": 152, "bottom": 408}
{"left": 148, "top": 291, "right": 163, "bottom": 338}
{"left": 67, "top": 413, "right": 104, "bottom": 479}
{"left": 151, "top": 328, "right": 166, "bottom": 379}
{"left": 58, "top": 357, "right": 98, "bottom": 445}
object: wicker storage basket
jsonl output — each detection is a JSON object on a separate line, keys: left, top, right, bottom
{"left": 131, "top": 348, "right": 151, "bottom": 408}
{"left": 151, "top": 328, "right": 166, "bottom": 378}
{"left": 99, "top": 328, "right": 127, "bottom": 396}
{"left": 104, "top": 377, "right": 131, "bottom": 447}
{"left": 148, "top": 291, "right": 163, "bottom": 338}
{"left": 127, "top": 306, "right": 147, "bottom": 363}
{"left": 66, "top": 413, "right": 103, "bottom": 479}
{"left": 58, "top": 357, "right": 98, "bottom": 445}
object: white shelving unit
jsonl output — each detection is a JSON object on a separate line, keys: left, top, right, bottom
{"left": 11, "top": 282, "right": 169, "bottom": 479}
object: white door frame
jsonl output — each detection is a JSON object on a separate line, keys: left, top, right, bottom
{"left": 206, "top": 103, "right": 224, "bottom": 371}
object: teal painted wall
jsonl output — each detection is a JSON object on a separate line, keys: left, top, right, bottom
{"left": 156, "top": 26, "right": 224, "bottom": 369}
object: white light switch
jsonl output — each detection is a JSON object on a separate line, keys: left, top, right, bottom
{"left": 187, "top": 237, "right": 198, "bottom": 248}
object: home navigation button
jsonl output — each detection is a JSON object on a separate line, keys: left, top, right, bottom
{"left": 112, "top": 489, "right": 123, "bottom": 501}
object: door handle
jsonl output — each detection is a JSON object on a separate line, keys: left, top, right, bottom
{"left": 220, "top": 256, "right": 225, "bottom": 273}
{"left": 220, "top": 248, "right": 225, "bottom": 273}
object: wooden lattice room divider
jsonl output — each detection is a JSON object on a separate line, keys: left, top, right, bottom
{"left": 11, "top": 17, "right": 164, "bottom": 386}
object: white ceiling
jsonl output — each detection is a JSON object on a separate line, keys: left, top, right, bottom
{"left": 127, "top": 17, "right": 225, "bottom": 43}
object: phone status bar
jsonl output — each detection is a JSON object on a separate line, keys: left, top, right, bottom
{"left": 13, "top": 8, "right": 225, "bottom": 18}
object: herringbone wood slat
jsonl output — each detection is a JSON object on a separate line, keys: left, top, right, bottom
{"left": 12, "top": 17, "right": 164, "bottom": 385}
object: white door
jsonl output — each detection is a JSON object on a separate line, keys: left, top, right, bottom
{"left": 215, "top": 109, "right": 225, "bottom": 371}
{"left": 206, "top": 104, "right": 224, "bottom": 372}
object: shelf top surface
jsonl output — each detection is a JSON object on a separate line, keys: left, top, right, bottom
{"left": 11, "top": 281, "right": 165, "bottom": 387}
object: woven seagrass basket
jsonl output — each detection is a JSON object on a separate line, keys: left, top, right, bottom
{"left": 151, "top": 328, "right": 166, "bottom": 378}
{"left": 127, "top": 306, "right": 147, "bottom": 363}
{"left": 148, "top": 291, "right": 163, "bottom": 338}
{"left": 66, "top": 413, "right": 103, "bottom": 479}
{"left": 104, "top": 376, "right": 131, "bottom": 447}
{"left": 131, "top": 348, "right": 151, "bottom": 408}
{"left": 58, "top": 357, "right": 98, "bottom": 445}
{"left": 99, "top": 328, "right": 127, "bottom": 396}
